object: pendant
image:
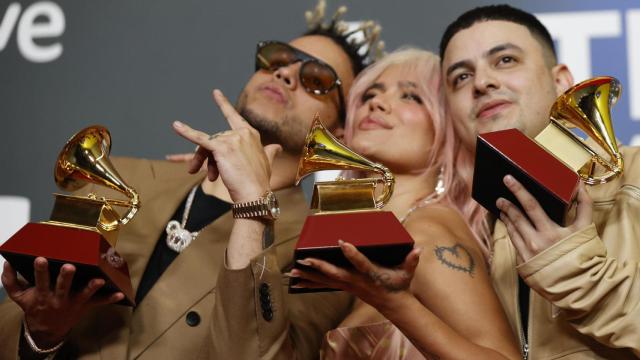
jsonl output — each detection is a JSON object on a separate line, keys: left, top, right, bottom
{"left": 165, "top": 220, "right": 198, "bottom": 253}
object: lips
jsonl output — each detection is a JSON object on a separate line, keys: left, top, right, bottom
{"left": 260, "top": 84, "right": 287, "bottom": 104}
{"left": 476, "top": 100, "right": 512, "bottom": 120}
{"left": 358, "top": 116, "right": 392, "bottom": 130}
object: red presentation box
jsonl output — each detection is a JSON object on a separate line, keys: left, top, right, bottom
{"left": 472, "top": 128, "right": 580, "bottom": 225}
{"left": 289, "top": 211, "right": 414, "bottom": 293}
{"left": 0, "top": 223, "right": 135, "bottom": 306}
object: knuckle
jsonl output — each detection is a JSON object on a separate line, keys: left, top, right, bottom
{"left": 333, "top": 270, "right": 349, "bottom": 282}
{"left": 522, "top": 198, "right": 537, "bottom": 212}
{"left": 510, "top": 209, "right": 524, "bottom": 222}
{"left": 529, "top": 242, "right": 543, "bottom": 254}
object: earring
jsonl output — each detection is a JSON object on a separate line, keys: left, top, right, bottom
{"left": 435, "top": 166, "right": 445, "bottom": 195}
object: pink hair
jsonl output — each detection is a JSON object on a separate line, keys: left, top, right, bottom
{"left": 343, "top": 48, "right": 491, "bottom": 258}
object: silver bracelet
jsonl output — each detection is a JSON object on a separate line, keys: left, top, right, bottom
{"left": 22, "top": 319, "right": 64, "bottom": 355}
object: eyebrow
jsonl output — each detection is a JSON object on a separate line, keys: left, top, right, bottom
{"left": 398, "top": 81, "right": 418, "bottom": 89}
{"left": 364, "top": 83, "right": 386, "bottom": 92}
{"left": 445, "top": 42, "right": 524, "bottom": 77}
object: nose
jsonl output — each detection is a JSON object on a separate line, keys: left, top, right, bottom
{"left": 473, "top": 65, "right": 500, "bottom": 97}
{"left": 369, "top": 94, "right": 390, "bottom": 113}
{"left": 272, "top": 62, "right": 299, "bottom": 90}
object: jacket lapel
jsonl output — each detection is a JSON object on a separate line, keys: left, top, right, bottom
{"left": 128, "top": 211, "right": 232, "bottom": 358}
{"left": 117, "top": 167, "right": 204, "bottom": 293}
{"left": 127, "top": 186, "right": 307, "bottom": 358}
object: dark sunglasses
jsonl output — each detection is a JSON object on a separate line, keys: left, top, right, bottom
{"left": 255, "top": 40, "right": 346, "bottom": 120}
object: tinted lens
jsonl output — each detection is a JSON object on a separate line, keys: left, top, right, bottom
{"left": 300, "top": 61, "right": 337, "bottom": 93}
{"left": 257, "top": 42, "right": 296, "bottom": 71}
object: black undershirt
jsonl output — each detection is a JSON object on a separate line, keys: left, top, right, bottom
{"left": 135, "top": 185, "right": 231, "bottom": 306}
{"left": 518, "top": 277, "right": 530, "bottom": 344}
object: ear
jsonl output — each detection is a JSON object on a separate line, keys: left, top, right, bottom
{"left": 551, "top": 64, "right": 574, "bottom": 96}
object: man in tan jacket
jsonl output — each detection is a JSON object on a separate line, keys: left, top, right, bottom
{"left": 0, "top": 20, "right": 362, "bottom": 360}
{"left": 440, "top": 5, "right": 640, "bottom": 359}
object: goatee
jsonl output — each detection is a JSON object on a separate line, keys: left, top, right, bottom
{"left": 237, "top": 94, "right": 306, "bottom": 153}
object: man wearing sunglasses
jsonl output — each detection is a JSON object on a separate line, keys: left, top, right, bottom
{"left": 0, "top": 16, "right": 366, "bottom": 360}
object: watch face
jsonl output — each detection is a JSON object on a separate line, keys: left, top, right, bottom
{"left": 266, "top": 191, "right": 280, "bottom": 219}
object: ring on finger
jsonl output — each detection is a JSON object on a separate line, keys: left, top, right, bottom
{"left": 208, "top": 131, "right": 228, "bottom": 141}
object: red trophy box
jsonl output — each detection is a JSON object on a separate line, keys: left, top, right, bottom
{"left": 0, "top": 125, "right": 139, "bottom": 306}
{"left": 0, "top": 222, "right": 135, "bottom": 306}
{"left": 288, "top": 211, "right": 414, "bottom": 293}
{"left": 472, "top": 129, "right": 579, "bottom": 225}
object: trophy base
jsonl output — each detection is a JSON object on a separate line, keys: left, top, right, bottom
{"left": 0, "top": 222, "right": 135, "bottom": 306}
{"left": 473, "top": 129, "right": 580, "bottom": 225}
{"left": 289, "top": 211, "right": 414, "bottom": 294}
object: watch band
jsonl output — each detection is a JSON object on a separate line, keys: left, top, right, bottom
{"left": 232, "top": 191, "right": 279, "bottom": 220}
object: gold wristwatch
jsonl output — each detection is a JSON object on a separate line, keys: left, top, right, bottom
{"left": 232, "top": 190, "right": 280, "bottom": 220}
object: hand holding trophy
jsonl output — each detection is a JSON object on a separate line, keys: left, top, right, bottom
{"left": 289, "top": 115, "right": 414, "bottom": 293}
{"left": 472, "top": 76, "right": 623, "bottom": 225}
{"left": 1, "top": 126, "right": 138, "bottom": 306}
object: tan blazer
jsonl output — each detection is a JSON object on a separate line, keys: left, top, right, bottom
{"left": 490, "top": 145, "right": 640, "bottom": 359}
{"left": 0, "top": 157, "right": 351, "bottom": 359}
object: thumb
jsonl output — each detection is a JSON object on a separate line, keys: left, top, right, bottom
{"left": 263, "top": 144, "right": 283, "bottom": 167}
{"left": 401, "top": 247, "right": 422, "bottom": 275}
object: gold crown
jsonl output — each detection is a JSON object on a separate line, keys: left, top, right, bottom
{"left": 304, "top": 0, "right": 385, "bottom": 65}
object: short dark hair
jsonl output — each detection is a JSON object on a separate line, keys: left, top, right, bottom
{"left": 304, "top": 26, "right": 367, "bottom": 77}
{"left": 439, "top": 4, "right": 556, "bottom": 64}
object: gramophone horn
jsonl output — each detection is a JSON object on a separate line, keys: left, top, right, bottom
{"left": 54, "top": 125, "right": 140, "bottom": 224}
{"left": 550, "top": 76, "right": 623, "bottom": 184}
{"left": 295, "top": 114, "right": 395, "bottom": 209}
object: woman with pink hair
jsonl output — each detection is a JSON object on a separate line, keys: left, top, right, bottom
{"left": 291, "top": 48, "right": 520, "bottom": 359}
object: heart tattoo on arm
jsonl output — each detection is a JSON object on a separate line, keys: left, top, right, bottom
{"left": 434, "top": 243, "right": 475, "bottom": 277}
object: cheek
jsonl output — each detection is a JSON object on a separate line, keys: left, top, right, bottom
{"left": 447, "top": 92, "right": 473, "bottom": 122}
{"left": 398, "top": 107, "right": 433, "bottom": 137}
{"left": 297, "top": 92, "right": 339, "bottom": 126}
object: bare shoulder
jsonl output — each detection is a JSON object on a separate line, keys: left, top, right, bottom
{"left": 403, "top": 205, "right": 479, "bottom": 250}
{"left": 402, "top": 204, "right": 485, "bottom": 277}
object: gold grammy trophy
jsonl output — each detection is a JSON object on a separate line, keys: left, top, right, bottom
{"left": 0, "top": 126, "right": 138, "bottom": 305}
{"left": 289, "top": 115, "right": 414, "bottom": 293}
{"left": 473, "top": 76, "right": 623, "bottom": 224}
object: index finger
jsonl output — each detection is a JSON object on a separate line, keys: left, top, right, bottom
{"left": 504, "top": 175, "right": 552, "bottom": 230}
{"left": 212, "top": 89, "right": 251, "bottom": 130}
{"left": 339, "top": 240, "right": 375, "bottom": 275}
{"left": 2, "top": 261, "right": 27, "bottom": 299}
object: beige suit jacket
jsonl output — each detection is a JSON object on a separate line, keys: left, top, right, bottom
{"left": 0, "top": 157, "right": 350, "bottom": 359}
{"left": 491, "top": 145, "right": 640, "bottom": 359}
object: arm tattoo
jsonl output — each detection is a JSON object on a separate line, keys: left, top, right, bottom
{"left": 434, "top": 243, "right": 475, "bottom": 277}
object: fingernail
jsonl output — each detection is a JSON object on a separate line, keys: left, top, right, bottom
{"left": 415, "top": 246, "right": 423, "bottom": 255}
{"left": 286, "top": 270, "right": 300, "bottom": 278}
{"left": 290, "top": 285, "right": 304, "bottom": 289}
{"left": 338, "top": 239, "right": 344, "bottom": 246}
{"left": 173, "top": 120, "right": 184, "bottom": 129}
{"left": 504, "top": 175, "right": 514, "bottom": 186}
{"left": 496, "top": 197, "right": 504, "bottom": 208}
{"left": 297, "top": 259, "right": 312, "bottom": 266}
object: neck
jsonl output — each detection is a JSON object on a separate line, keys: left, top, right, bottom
{"left": 383, "top": 167, "right": 439, "bottom": 220}
{"left": 200, "top": 151, "right": 301, "bottom": 201}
